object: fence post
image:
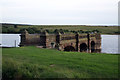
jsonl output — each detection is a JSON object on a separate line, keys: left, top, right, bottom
{"left": 15, "top": 40, "right": 16, "bottom": 47}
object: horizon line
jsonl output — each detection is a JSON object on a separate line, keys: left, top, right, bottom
{"left": 0, "top": 22, "right": 118, "bottom": 26}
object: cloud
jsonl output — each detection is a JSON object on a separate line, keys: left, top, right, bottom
{"left": 1, "top": 0, "right": 119, "bottom": 25}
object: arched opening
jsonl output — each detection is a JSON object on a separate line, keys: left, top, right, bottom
{"left": 91, "top": 41, "right": 95, "bottom": 52}
{"left": 51, "top": 42, "right": 55, "bottom": 48}
{"left": 80, "top": 43, "right": 87, "bottom": 52}
{"left": 64, "top": 46, "right": 75, "bottom": 51}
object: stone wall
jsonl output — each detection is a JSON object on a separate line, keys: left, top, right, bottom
{"left": 20, "top": 33, "right": 40, "bottom": 46}
{"left": 26, "top": 34, "right": 40, "bottom": 45}
{"left": 20, "top": 30, "right": 101, "bottom": 53}
{"left": 45, "top": 34, "right": 56, "bottom": 48}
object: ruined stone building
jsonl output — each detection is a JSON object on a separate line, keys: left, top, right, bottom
{"left": 20, "top": 30, "right": 101, "bottom": 53}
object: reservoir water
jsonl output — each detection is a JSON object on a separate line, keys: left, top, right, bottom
{"left": 101, "top": 35, "right": 119, "bottom": 54}
{"left": 0, "top": 34, "right": 119, "bottom": 54}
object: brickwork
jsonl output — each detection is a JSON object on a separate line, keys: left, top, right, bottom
{"left": 20, "top": 30, "right": 101, "bottom": 53}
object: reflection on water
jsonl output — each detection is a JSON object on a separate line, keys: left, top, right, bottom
{"left": 0, "top": 34, "right": 119, "bottom": 54}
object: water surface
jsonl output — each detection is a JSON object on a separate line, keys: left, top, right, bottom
{"left": 101, "top": 35, "right": 119, "bottom": 54}
{"left": 0, "top": 34, "right": 20, "bottom": 47}
{"left": 0, "top": 34, "right": 119, "bottom": 54}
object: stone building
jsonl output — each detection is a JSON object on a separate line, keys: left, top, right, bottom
{"left": 20, "top": 30, "right": 101, "bottom": 53}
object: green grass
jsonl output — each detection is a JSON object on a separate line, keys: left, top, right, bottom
{"left": 3, "top": 25, "right": 119, "bottom": 34}
{"left": 17, "top": 25, "right": 118, "bottom": 34}
{"left": 2, "top": 46, "right": 119, "bottom": 78}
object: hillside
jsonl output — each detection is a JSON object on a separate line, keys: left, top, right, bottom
{"left": 2, "top": 46, "right": 119, "bottom": 79}
{"left": 2, "top": 23, "right": 119, "bottom": 34}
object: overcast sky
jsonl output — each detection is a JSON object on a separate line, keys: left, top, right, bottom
{"left": 0, "top": 0, "right": 119, "bottom": 25}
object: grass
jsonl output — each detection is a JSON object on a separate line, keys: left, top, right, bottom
{"left": 2, "top": 46, "right": 119, "bottom": 79}
{"left": 17, "top": 25, "right": 118, "bottom": 34}
{"left": 2, "top": 24, "right": 119, "bottom": 34}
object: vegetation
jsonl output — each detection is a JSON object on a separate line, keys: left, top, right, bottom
{"left": 2, "top": 46, "right": 119, "bottom": 79}
{"left": 2, "top": 24, "right": 119, "bottom": 34}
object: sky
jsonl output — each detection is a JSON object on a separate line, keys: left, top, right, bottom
{"left": 0, "top": 0, "right": 119, "bottom": 25}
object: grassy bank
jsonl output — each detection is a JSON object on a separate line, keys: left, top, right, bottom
{"left": 2, "top": 46, "right": 119, "bottom": 79}
{"left": 2, "top": 25, "right": 119, "bottom": 34}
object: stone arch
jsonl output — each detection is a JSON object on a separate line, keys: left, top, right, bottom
{"left": 91, "top": 41, "right": 95, "bottom": 52}
{"left": 64, "top": 46, "right": 75, "bottom": 51}
{"left": 80, "top": 43, "right": 87, "bottom": 52}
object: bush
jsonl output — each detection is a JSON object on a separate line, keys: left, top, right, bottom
{"left": 2, "top": 27, "right": 8, "bottom": 33}
{"left": 78, "top": 30, "right": 84, "bottom": 33}
{"left": 26, "top": 27, "right": 36, "bottom": 34}
{"left": 92, "top": 30, "right": 100, "bottom": 33}
{"left": 19, "top": 28, "right": 26, "bottom": 33}
{"left": 7, "top": 27, "right": 16, "bottom": 33}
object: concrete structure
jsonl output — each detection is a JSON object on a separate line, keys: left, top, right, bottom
{"left": 20, "top": 30, "right": 101, "bottom": 53}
